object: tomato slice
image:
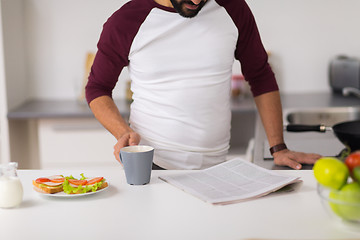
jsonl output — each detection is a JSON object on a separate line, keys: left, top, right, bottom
{"left": 50, "top": 178, "right": 65, "bottom": 183}
{"left": 68, "top": 179, "right": 88, "bottom": 186}
{"left": 35, "top": 177, "right": 51, "bottom": 184}
{"left": 86, "top": 177, "right": 103, "bottom": 185}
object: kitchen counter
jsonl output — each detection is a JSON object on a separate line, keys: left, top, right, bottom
{"left": 7, "top": 97, "right": 256, "bottom": 119}
{"left": 253, "top": 92, "right": 360, "bottom": 170}
{"left": 1, "top": 168, "right": 359, "bottom": 240}
{"left": 280, "top": 91, "right": 360, "bottom": 109}
{"left": 6, "top": 99, "right": 130, "bottom": 119}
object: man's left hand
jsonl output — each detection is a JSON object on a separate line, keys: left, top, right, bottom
{"left": 273, "top": 149, "right": 322, "bottom": 169}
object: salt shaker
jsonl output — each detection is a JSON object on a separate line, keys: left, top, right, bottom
{"left": 0, "top": 162, "right": 23, "bottom": 208}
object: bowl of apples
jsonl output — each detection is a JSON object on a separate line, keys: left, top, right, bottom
{"left": 314, "top": 152, "right": 360, "bottom": 224}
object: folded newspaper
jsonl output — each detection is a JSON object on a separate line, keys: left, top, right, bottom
{"left": 159, "top": 158, "right": 301, "bottom": 205}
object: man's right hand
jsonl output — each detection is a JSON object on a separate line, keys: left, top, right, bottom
{"left": 88, "top": 96, "right": 141, "bottom": 164}
{"left": 114, "top": 131, "right": 141, "bottom": 163}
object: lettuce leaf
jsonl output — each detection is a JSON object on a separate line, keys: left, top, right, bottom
{"left": 62, "top": 174, "right": 106, "bottom": 194}
{"left": 80, "top": 173, "right": 86, "bottom": 180}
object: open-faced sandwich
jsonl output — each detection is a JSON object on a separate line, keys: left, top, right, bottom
{"left": 63, "top": 174, "right": 108, "bottom": 194}
{"left": 33, "top": 175, "right": 65, "bottom": 194}
{"left": 33, "top": 174, "right": 108, "bottom": 195}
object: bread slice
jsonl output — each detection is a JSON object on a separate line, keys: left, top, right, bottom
{"left": 32, "top": 180, "right": 63, "bottom": 194}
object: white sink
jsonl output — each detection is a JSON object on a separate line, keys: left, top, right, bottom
{"left": 285, "top": 106, "right": 360, "bottom": 126}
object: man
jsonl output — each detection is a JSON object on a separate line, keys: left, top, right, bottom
{"left": 86, "top": 0, "right": 321, "bottom": 170}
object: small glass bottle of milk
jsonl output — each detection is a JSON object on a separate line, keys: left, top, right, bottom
{"left": 0, "top": 162, "right": 23, "bottom": 208}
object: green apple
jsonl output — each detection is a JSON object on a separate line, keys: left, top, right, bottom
{"left": 329, "top": 182, "right": 360, "bottom": 221}
{"left": 313, "top": 157, "right": 349, "bottom": 190}
{"left": 353, "top": 166, "right": 360, "bottom": 182}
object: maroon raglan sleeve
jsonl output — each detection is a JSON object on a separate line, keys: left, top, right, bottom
{"left": 218, "top": 0, "right": 278, "bottom": 97}
{"left": 85, "top": 0, "right": 153, "bottom": 104}
{"left": 85, "top": 12, "right": 127, "bottom": 104}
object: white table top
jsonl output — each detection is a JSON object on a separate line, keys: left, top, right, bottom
{"left": 1, "top": 168, "right": 359, "bottom": 240}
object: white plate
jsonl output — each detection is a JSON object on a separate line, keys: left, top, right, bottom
{"left": 36, "top": 184, "right": 109, "bottom": 198}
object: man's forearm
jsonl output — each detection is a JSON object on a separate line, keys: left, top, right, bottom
{"left": 89, "top": 95, "right": 133, "bottom": 140}
{"left": 254, "top": 91, "right": 284, "bottom": 148}
{"left": 254, "top": 91, "right": 321, "bottom": 169}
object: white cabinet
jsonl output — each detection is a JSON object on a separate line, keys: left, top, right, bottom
{"left": 38, "top": 118, "right": 120, "bottom": 169}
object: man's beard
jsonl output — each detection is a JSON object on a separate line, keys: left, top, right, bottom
{"left": 170, "top": 0, "right": 207, "bottom": 18}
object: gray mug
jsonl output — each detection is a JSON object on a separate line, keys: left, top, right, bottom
{"left": 120, "top": 145, "right": 154, "bottom": 185}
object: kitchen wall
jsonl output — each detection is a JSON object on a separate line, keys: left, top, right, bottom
{"left": 10, "top": 0, "right": 360, "bottom": 102}
{"left": 247, "top": 0, "right": 360, "bottom": 93}
{"left": 0, "top": 0, "right": 7, "bottom": 163}
{"left": 23, "top": 0, "right": 130, "bottom": 101}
